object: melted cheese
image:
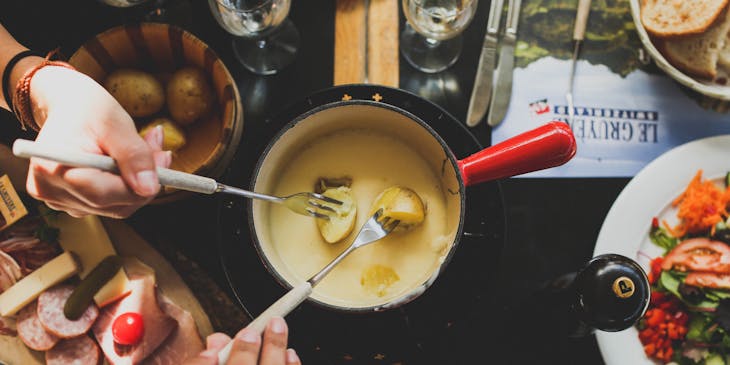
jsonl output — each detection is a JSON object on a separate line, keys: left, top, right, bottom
{"left": 266, "top": 129, "right": 451, "bottom": 308}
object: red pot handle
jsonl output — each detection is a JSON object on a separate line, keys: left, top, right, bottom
{"left": 457, "top": 121, "right": 576, "bottom": 186}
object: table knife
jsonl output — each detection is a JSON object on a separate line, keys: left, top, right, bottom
{"left": 486, "top": 0, "right": 522, "bottom": 127}
{"left": 566, "top": 0, "right": 592, "bottom": 123}
{"left": 465, "top": 0, "right": 504, "bottom": 127}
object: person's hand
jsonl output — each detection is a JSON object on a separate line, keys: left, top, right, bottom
{"left": 184, "top": 317, "right": 301, "bottom": 365}
{"left": 24, "top": 66, "right": 171, "bottom": 218}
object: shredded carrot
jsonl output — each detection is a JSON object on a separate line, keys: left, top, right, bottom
{"left": 664, "top": 170, "right": 730, "bottom": 237}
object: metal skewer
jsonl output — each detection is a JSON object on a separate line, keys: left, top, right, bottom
{"left": 566, "top": 0, "right": 591, "bottom": 123}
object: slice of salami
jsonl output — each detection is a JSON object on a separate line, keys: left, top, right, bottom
{"left": 16, "top": 301, "right": 59, "bottom": 351}
{"left": 38, "top": 284, "right": 99, "bottom": 338}
{"left": 45, "top": 335, "right": 101, "bottom": 365}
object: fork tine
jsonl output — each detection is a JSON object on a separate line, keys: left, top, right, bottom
{"left": 384, "top": 219, "right": 400, "bottom": 232}
{"left": 308, "top": 201, "right": 337, "bottom": 213}
{"left": 310, "top": 193, "right": 343, "bottom": 205}
{"left": 305, "top": 208, "right": 330, "bottom": 220}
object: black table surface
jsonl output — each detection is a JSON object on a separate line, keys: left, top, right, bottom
{"left": 0, "top": 1, "right": 630, "bottom": 364}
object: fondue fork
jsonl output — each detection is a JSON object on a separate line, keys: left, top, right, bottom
{"left": 11, "top": 139, "right": 342, "bottom": 220}
{"left": 216, "top": 209, "right": 400, "bottom": 364}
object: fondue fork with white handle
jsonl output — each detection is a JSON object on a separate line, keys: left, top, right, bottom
{"left": 11, "top": 139, "right": 342, "bottom": 220}
{"left": 216, "top": 209, "right": 399, "bottom": 364}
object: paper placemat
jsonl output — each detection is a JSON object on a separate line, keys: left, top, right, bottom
{"left": 491, "top": 0, "right": 730, "bottom": 178}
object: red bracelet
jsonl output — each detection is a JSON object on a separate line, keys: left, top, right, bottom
{"left": 12, "top": 50, "right": 75, "bottom": 131}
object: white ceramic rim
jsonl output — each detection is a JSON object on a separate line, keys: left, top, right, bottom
{"left": 593, "top": 134, "right": 730, "bottom": 364}
{"left": 629, "top": 0, "right": 730, "bottom": 100}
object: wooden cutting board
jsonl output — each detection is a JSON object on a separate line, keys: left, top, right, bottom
{"left": 0, "top": 217, "right": 214, "bottom": 365}
{"left": 334, "top": 0, "right": 399, "bottom": 87}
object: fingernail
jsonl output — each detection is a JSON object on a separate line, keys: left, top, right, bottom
{"left": 136, "top": 170, "right": 158, "bottom": 195}
{"left": 286, "top": 349, "right": 300, "bottom": 363}
{"left": 270, "top": 317, "right": 286, "bottom": 334}
{"left": 155, "top": 125, "right": 164, "bottom": 147}
{"left": 164, "top": 151, "right": 172, "bottom": 167}
{"left": 199, "top": 349, "right": 217, "bottom": 358}
{"left": 236, "top": 329, "right": 259, "bottom": 344}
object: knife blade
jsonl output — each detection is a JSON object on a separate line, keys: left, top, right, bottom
{"left": 465, "top": 0, "right": 504, "bottom": 127}
{"left": 486, "top": 0, "right": 522, "bottom": 127}
{"left": 566, "top": 0, "right": 592, "bottom": 123}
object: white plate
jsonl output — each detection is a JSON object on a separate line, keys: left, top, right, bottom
{"left": 629, "top": 0, "right": 730, "bottom": 101}
{"left": 593, "top": 134, "right": 730, "bottom": 365}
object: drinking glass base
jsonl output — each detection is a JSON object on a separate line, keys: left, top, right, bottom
{"left": 400, "top": 25, "right": 462, "bottom": 74}
{"left": 232, "top": 19, "right": 300, "bottom": 76}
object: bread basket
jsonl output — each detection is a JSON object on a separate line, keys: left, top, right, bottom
{"left": 630, "top": 0, "right": 730, "bottom": 100}
{"left": 68, "top": 23, "right": 244, "bottom": 202}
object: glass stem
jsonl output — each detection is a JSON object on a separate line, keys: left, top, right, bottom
{"left": 424, "top": 37, "right": 440, "bottom": 48}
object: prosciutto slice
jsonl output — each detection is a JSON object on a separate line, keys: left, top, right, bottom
{"left": 146, "top": 293, "right": 205, "bottom": 365}
{"left": 0, "top": 249, "right": 22, "bottom": 293}
{"left": 93, "top": 272, "right": 176, "bottom": 365}
{"left": 0, "top": 315, "right": 17, "bottom": 336}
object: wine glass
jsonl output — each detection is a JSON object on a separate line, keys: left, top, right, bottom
{"left": 401, "top": 0, "right": 478, "bottom": 73}
{"left": 98, "top": 0, "right": 150, "bottom": 6}
{"left": 209, "top": 0, "right": 300, "bottom": 75}
{"left": 97, "top": 0, "right": 172, "bottom": 23}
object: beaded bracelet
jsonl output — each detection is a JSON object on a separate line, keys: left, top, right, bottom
{"left": 12, "top": 51, "right": 75, "bottom": 131}
{"left": 2, "top": 50, "right": 40, "bottom": 112}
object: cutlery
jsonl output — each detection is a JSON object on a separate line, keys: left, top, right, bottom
{"left": 566, "top": 0, "right": 592, "bottom": 123}
{"left": 486, "top": 0, "right": 522, "bottom": 127}
{"left": 11, "top": 139, "right": 342, "bottom": 220}
{"left": 216, "top": 210, "right": 399, "bottom": 364}
{"left": 465, "top": 0, "right": 504, "bottom": 127}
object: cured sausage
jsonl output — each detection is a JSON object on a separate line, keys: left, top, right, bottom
{"left": 16, "top": 301, "right": 59, "bottom": 351}
{"left": 38, "top": 284, "right": 99, "bottom": 338}
{"left": 45, "top": 335, "right": 101, "bottom": 365}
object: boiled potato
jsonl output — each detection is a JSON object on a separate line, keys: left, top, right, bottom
{"left": 369, "top": 186, "right": 425, "bottom": 229}
{"left": 104, "top": 69, "right": 165, "bottom": 117}
{"left": 360, "top": 264, "right": 400, "bottom": 297}
{"left": 165, "top": 67, "right": 214, "bottom": 125}
{"left": 139, "top": 117, "right": 187, "bottom": 152}
{"left": 316, "top": 186, "right": 357, "bottom": 243}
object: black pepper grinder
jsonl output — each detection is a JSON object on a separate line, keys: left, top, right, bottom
{"left": 535, "top": 254, "right": 651, "bottom": 338}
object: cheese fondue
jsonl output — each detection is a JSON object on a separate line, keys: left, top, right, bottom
{"left": 266, "top": 129, "right": 452, "bottom": 308}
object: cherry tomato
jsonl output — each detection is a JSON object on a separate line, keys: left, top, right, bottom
{"left": 112, "top": 312, "right": 144, "bottom": 345}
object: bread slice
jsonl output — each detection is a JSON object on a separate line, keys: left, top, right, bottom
{"left": 657, "top": 9, "right": 730, "bottom": 79}
{"left": 642, "top": 0, "right": 729, "bottom": 38}
{"left": 719, "top": 31, "right": 730, "bottom": 68}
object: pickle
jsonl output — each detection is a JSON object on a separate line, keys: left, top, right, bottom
{"left": 64, "top": 255, "right": 123, "bottom": 320}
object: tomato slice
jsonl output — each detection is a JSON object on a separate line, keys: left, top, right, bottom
{"left": 685, "top": 272, "right": 730, "bottom": 289}
{"left": 661, "top": 238, "right": 730, "bottom": 274}
{"left": 112, "top": 312, "right": 144, "bottom": 346}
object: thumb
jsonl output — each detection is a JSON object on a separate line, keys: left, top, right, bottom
{"left": 100, "top": 124, "right": 160, "bottom": 197}
{"left": 142, "top": 125, "right": 173, "bottom": 169}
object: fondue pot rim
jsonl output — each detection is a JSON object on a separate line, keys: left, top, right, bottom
{"left": 247, "top": 100, "right": 467, "bottom": 312}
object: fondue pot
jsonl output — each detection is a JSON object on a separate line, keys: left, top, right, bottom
{"left": 248, "top": 98, "right": 576, "bottom": 312}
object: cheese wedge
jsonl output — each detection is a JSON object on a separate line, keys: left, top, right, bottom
{"left": 48, "top": 213, "right": 131, "bottom": 307}
{"left": 0, "top": 251, "right": 79, "bottom": 316}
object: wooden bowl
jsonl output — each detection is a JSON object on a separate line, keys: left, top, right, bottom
{"left": 68, "top": 23, "right": 244, "bottom": 202}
